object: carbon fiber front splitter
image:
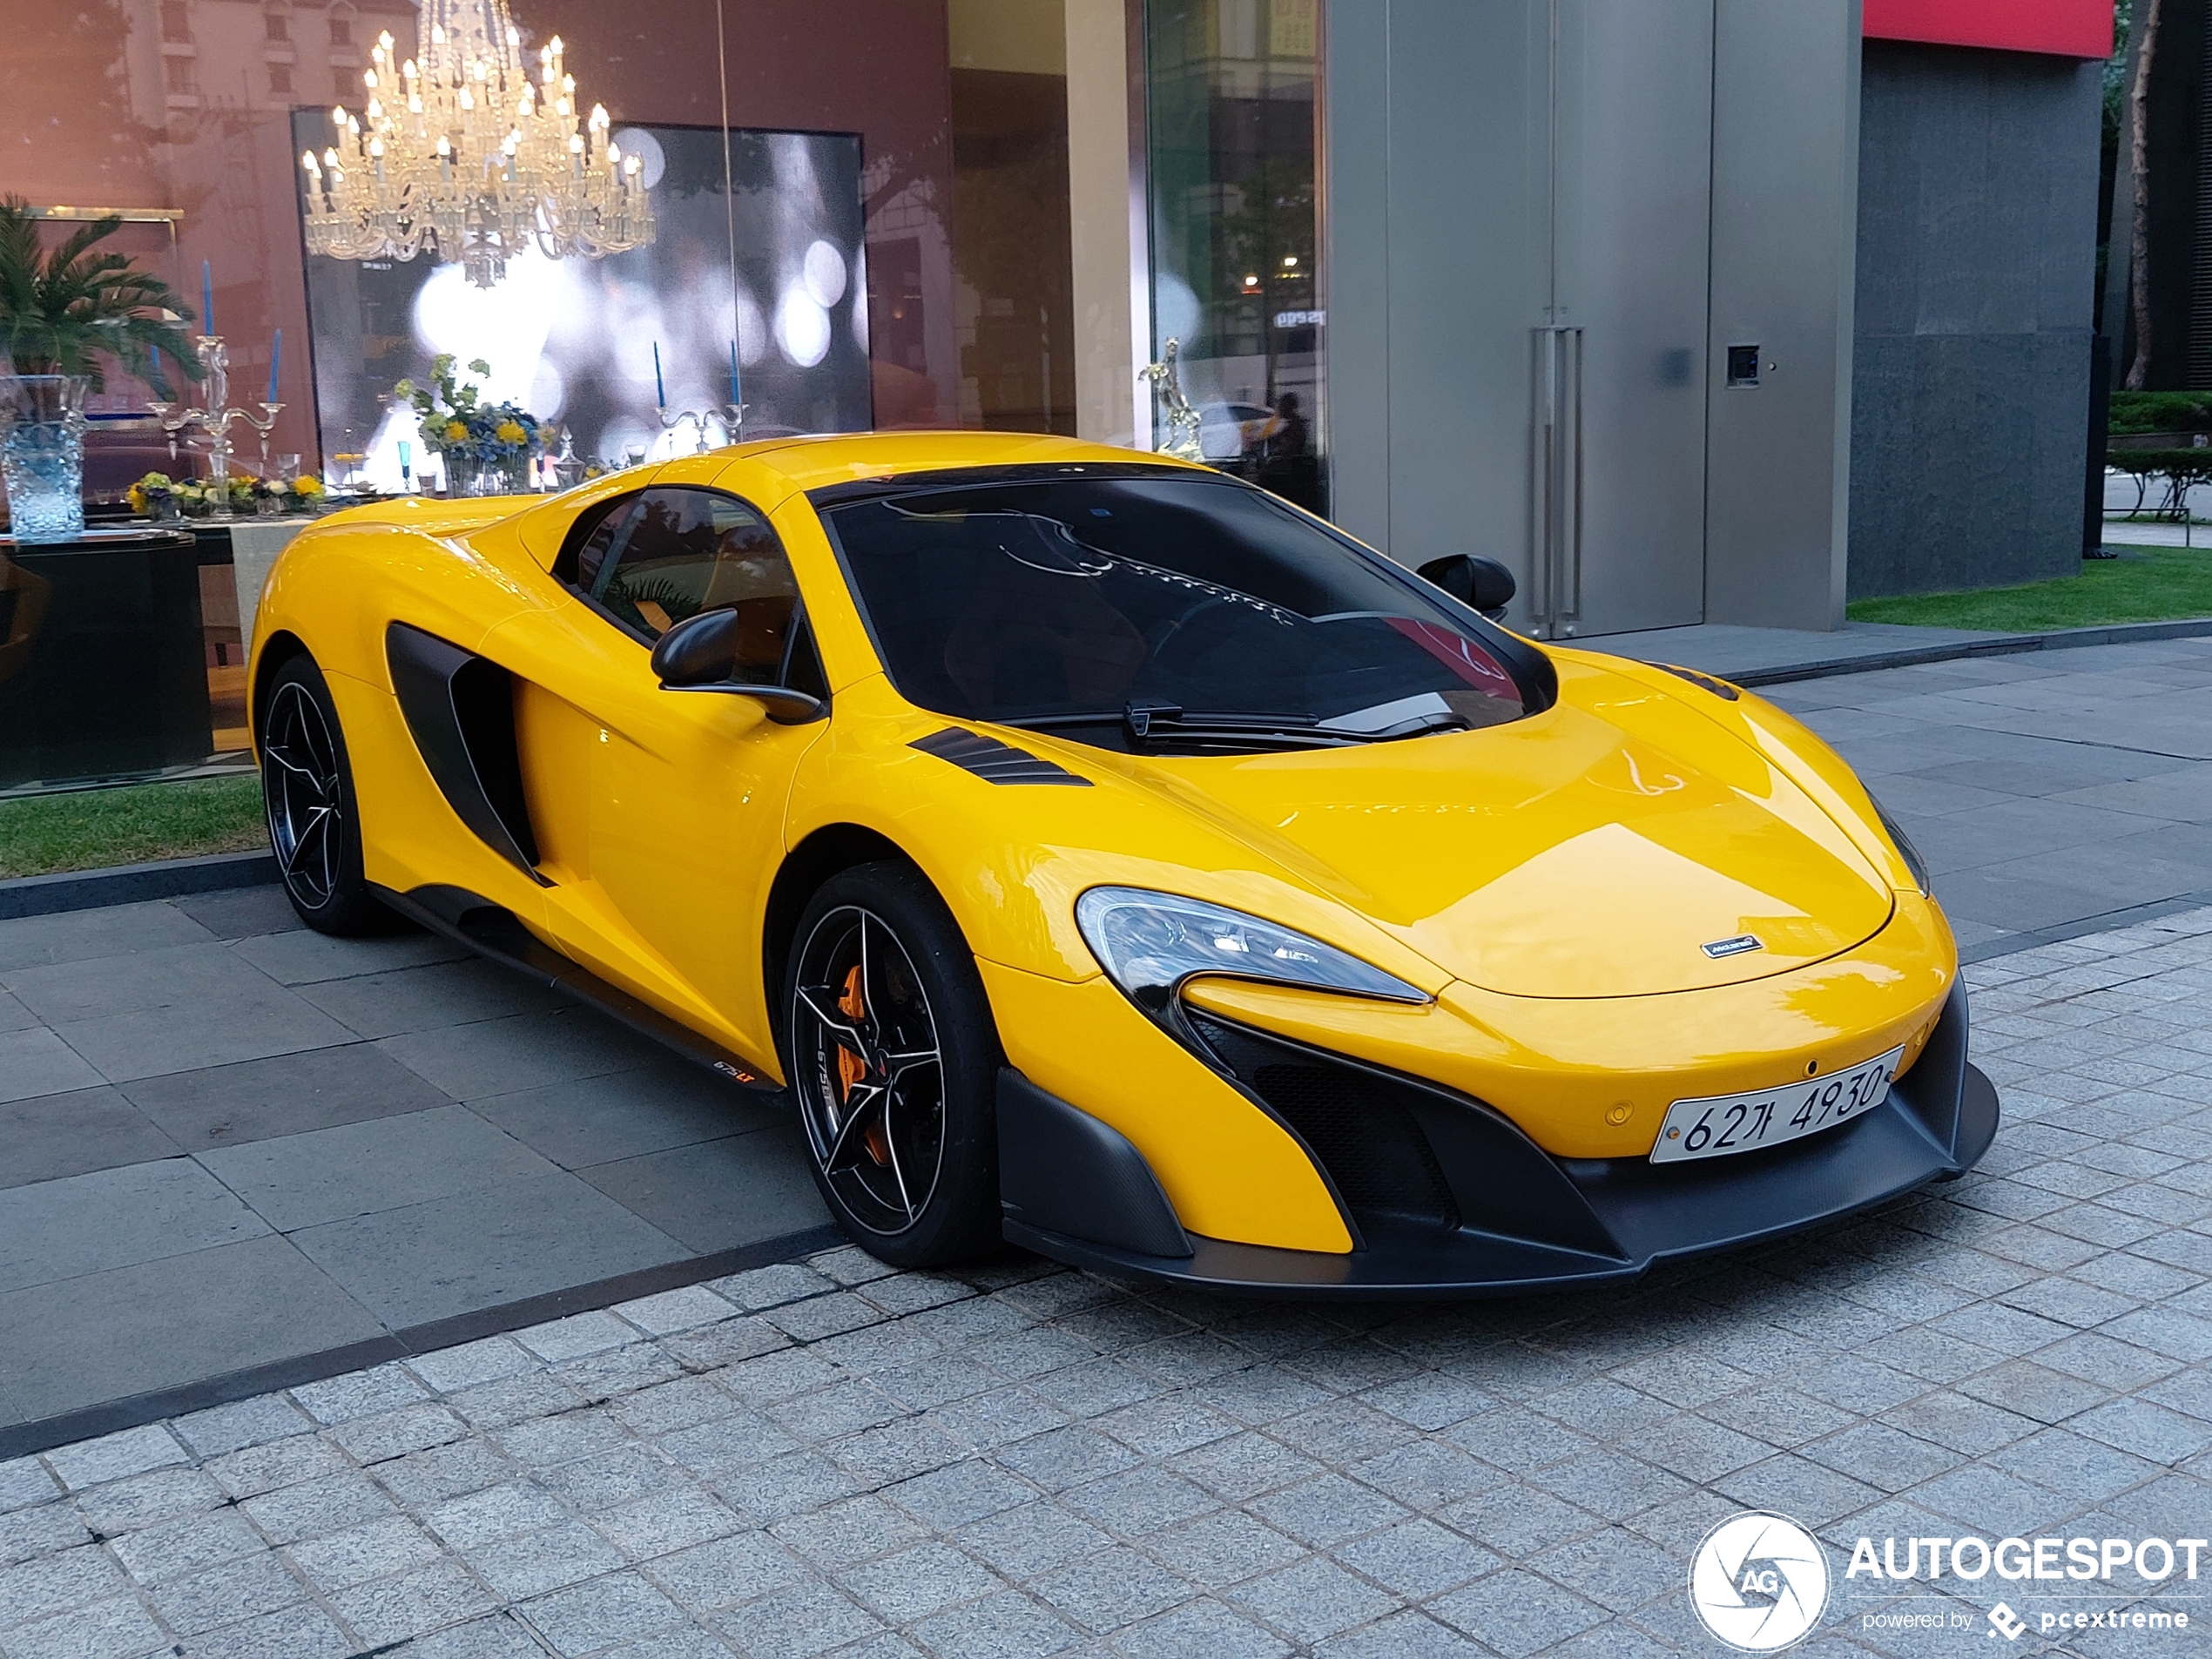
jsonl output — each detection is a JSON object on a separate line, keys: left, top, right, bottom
{"left": 1001, "top": 981, "right": 1999, "bottom": 1300}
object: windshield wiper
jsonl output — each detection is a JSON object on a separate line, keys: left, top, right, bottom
{"left": 1313, "top": 691, "right": 1468, "bottom": 740}
{"left": 1002, "top": 698, "right": 1467, "bottom": 748}
{"left": 1001, "top": 703, "right": 1355, "bottom": 748}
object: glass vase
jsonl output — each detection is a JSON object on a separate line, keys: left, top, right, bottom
{"left": 0, "top": 374, "right": 91, "bottom": 543}
{"left": 455, "top": 455, "right": 531, "bottom": 497}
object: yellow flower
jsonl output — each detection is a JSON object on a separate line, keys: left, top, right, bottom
{"left": 126, "top": 484, "right": 146, "bottom": 513}
{"left": 445, "top": 421, "right": 469, "bottom": 442}
{"left": 495, "top": 421, "right": 528, "bottom": 445}
{"left": 291, "top": 475, "right": 324, "bottom": 498}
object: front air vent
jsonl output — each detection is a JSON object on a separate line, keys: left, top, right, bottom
{"left": 1653, "top": 663, "right": 1740, "bottom": 701}
{"left": 910, "top": 727, "right": 1092, "bottom": 786}
{"left": 1187, "top": 1012, "right": 1460, "bottom": 1234}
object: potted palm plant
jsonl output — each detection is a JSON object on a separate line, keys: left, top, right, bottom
{"left": 0, "top": 195, "right": 201, "bottom": 542}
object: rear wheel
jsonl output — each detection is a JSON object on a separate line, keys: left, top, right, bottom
{"left": 260, "top": 654, "right": 389, "bottom": 935}
{"left": 784, "top": 862, "right": 1001, "bottom": 1267}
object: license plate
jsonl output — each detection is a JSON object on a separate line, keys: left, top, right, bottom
{"left": 1649, "top": 1047, "right": 1905, "bottom": 1164}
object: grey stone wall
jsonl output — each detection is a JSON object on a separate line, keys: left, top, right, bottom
{"left": 1849, "top": 41, "right": 2104, "bottom": 599}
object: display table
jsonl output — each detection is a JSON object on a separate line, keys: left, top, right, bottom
{"left": 225, "top": 519, "right": 311, "bottom": 651}
{"left": 0, "top": 529, "right": 212, "bottom": 788}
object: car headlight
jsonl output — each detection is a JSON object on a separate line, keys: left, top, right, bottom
{"left": 1869, "top": 797, "right": 1932, "bottom": 897}
{"left": 1075, "top": 887, "right": 1430, "bottom": 1015}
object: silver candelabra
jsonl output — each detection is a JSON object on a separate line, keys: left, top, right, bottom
{"left": 147, "top": 335, "right": 282, "bottom": 517}
{"left": 656, "top": 403, "right": 749, "bottom": 457}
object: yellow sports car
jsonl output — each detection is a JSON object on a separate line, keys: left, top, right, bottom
{"left": 252, "top": 432, "right": 1996, "bottom": 1294}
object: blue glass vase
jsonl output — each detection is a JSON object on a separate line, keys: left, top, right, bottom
{"left": 0, "top": 375, "right": 90, "bottom": 543}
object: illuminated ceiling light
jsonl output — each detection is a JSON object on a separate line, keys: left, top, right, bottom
{"left": 300, "top": 2, "right": 654, "bottom": 288}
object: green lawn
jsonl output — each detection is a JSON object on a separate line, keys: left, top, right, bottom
{"left": 1847, "top": 543, "right": 2212, "bottom": 632}
{"left": 0, "top": 775, "right": 267, "bottom": 880}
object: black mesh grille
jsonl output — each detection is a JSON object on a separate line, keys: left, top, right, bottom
{"left": 1189, "top": 1013, "right": 1460, "bottom": 1232}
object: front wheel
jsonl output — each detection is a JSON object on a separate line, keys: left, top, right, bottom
{"left": 260, "top": 653, "right": 389, "bottom": 936}
{"left": 783, "top": 862, "right": 1002, "bottom": 1267}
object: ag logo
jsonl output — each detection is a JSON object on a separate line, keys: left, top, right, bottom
{"left": 1689, "top": 1511, "right": 1830, "bottom": 1652}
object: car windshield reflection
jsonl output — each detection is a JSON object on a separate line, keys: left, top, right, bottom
{"left": 822, "top": 475, "right": 1531, "bottom": 754}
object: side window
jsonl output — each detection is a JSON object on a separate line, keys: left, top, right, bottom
{"left": 581, "top": 487, "right": 801, "bottom": 685}
{"left": 555, "top": 491, "right": 641, "bottom": 590}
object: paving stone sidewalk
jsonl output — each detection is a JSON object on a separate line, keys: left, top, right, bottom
{"left": 1755, "top": 637, "right": 2212, "bottom": 958}
{"left": 4, "top": 637, "right": 2210, "bottom": 1440}
{"left": 6, "top": 908, "right": 2212, "bottom": 1658}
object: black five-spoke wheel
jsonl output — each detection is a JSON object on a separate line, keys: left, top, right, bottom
{"left": 263, "top": 678, "right": 345, "bottom": 910}
{"left": 784, "top": 862, "right": 1002, "bottom": 1265}
{"left": 258, "top": 653, "right": 388, "bottom": 934}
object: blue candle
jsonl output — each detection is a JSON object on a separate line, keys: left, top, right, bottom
{"left": 201, "top": 261, "right": 212, "bottom": 333}
{"left": 267, "top": 330, "right": 281, "bottom": 403}
{"left": 652, "top": 342, "right": 666, "bottom": 408}
{"left": 150, "top": 343, "right": 161, "bottom": 389}
{"left": 729, "top": 339, "right": 741, "bottom": 406}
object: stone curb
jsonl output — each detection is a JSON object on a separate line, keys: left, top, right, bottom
{"left": 0, "top": 1223, "right": 842, "bottom": 1462}
{"left": 0, "top": 847, "right": 279, "bottom": 921}
{"left": 1726, "top": 615, "right": 2212, "bottom": 687}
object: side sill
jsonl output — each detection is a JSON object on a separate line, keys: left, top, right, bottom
{"left": 374, "top": 883, "right": 783, "bottom": 1096}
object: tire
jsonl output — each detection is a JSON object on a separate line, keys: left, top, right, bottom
{"left": 259, "top": 653, "right": 391, "bottom": 935}
{"left": 782, "top": 861, "right": 1002, "bottom": 1267}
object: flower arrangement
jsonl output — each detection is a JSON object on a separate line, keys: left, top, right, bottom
{"left": 394, "top": 355, "right": 548, "bottom": 469}
{"left": 125, "top": 472, "right": 174, "bottom": 515}
{"left": 126, "top": 471, "right": 216, "bottom": 516}
{"left": 129, "top": 469, "right": 328, "bottom": 517}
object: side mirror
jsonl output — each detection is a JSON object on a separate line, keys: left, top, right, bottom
{"left": 1417, "top": 554, "right": 1516, "bottom": 621}
{"left": 650, "top": 608, "right": 826, "bottom": 724}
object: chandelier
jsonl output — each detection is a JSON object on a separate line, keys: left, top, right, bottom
{"left": 300, "top": 0, "right": 655, "bottom": 288}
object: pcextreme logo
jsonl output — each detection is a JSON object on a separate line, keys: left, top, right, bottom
{"left": 1689, "top": 1512, "right": 1831, "bottom": 1652}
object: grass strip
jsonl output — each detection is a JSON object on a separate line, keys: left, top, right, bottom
{"left": 0, "top": 775, "right": 266, "bottom": 880}
{"left": 1847, "top": 544, "right": 2212, "bottom": 632}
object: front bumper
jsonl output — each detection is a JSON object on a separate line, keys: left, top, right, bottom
{"left": 1000, "top": 980, "right": 1997, "bottom": 1298}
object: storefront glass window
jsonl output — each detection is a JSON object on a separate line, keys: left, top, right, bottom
{"left": 1144, "top": 0, "right": 1325, "bottom": 514}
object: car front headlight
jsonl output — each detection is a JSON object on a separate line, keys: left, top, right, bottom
{"left": 1870, "top": 797, "right": 1932, "bottom": 897}
{"left": 1075, "top": 887, "right": 1431, "bottom": 1015}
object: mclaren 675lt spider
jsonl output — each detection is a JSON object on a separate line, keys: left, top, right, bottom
{"left": 251, "top": 432, "right": 1997, "bottom": 1295}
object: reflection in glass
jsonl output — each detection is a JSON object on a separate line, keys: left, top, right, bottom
{"left": 1146, "top": 0, "right": 1325, "bottom": 514}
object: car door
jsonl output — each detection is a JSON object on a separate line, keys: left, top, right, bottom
{"left": 489, "top": 482, "right": 829, "bottom": 1064}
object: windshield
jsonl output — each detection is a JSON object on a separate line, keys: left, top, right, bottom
{"left": 819, "top": 474, "right": 1534, "bottom": 752}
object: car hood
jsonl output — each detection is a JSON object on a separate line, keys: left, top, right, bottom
{"left": 1106, "top": 677, "right": 1895, "bottom": 999}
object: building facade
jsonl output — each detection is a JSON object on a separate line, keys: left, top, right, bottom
{"left": 8, "top": 0, "right": 2118, "bottom": 631}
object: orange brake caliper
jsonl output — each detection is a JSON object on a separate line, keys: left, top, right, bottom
{"left": 834, "top": 964, "right": 892, "bottom": 1167}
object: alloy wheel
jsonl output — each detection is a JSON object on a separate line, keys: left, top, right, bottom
{"left": 790, "top": 905, "right": 948, "bottom": 1236}
{"left": 261, "top": 679, "right": 345, "bottom": 911}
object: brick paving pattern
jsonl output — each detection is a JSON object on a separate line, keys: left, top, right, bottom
{"left": 5, "top": 910, "right": 2212, "bottom": 1657}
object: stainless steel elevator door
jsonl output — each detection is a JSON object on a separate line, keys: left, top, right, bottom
{"left": 1548, "top": 0, "right": 1716, "bottom": 637}
{"left": 1337, "top": 0, "right": 1716, "bottom": 637}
